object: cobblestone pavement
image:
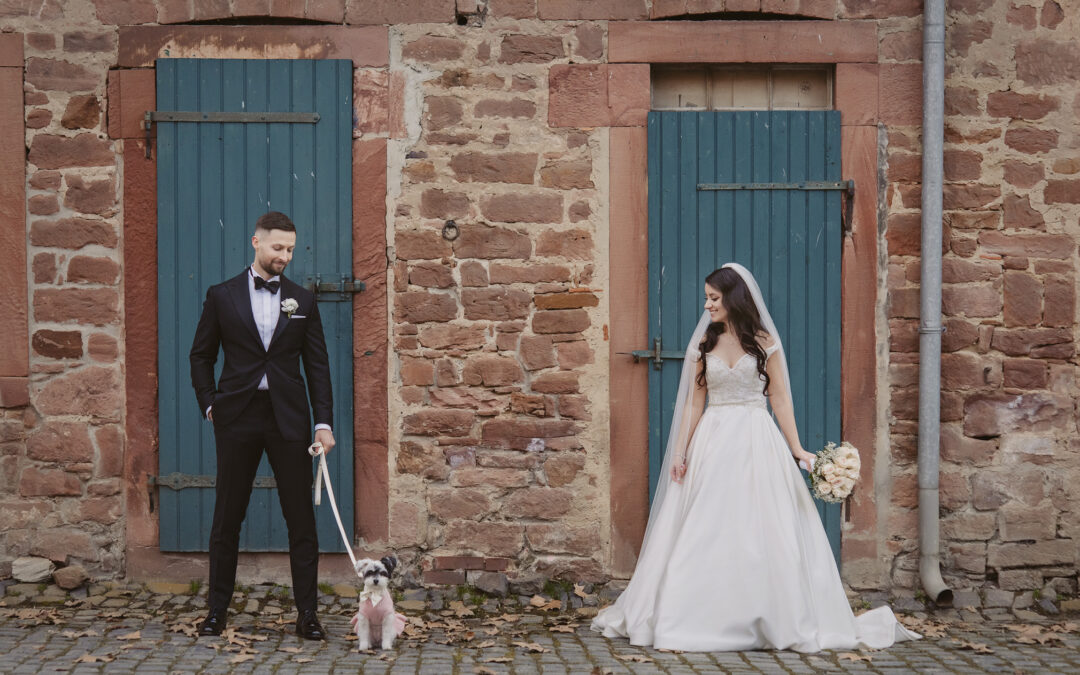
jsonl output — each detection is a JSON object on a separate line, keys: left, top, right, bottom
{"left": 4, "top": 581, "right": 1080, "bottom": 673}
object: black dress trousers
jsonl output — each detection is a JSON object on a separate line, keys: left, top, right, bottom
{"left": 207, "top": 390, "right": 319, "bottom": 612}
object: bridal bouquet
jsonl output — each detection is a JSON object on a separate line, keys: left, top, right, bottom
{"left": 808, "top": 441, "right": 861, "bottom": 503}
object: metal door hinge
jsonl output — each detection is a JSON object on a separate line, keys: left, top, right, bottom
{"left": 697, "top": 179, "right": 856, "bottom": 235}
{"left": 623, "top": 337, "right": 686, "bottom": 370}
{"left": 143, "top": 110, "right": 321, "bottom": 158}
{"left": 303, "top": 274, "right": 366, "bottom": 302}
{"left": 147, "top": 473, "right": 277, "bottom": 512}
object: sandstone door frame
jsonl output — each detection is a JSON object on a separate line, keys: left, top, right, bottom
{"left": 112, "top": 26, "right": 390, "bottom": 579}
{"left": 607, "top": 21, "right": 883, "bottom": 576}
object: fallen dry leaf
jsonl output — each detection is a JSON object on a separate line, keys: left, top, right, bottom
{"left": 475, "top": 639, "right": 497, "bottom": 649}
{"left": 550, "top": 624, "right": 576, "bottom": 633}
{"left": 60, "top": 629, "right": 99, "bottom": 639}
{"left": 73, "top": 653, "right": 114, "bottom": 664}
{"left": 296, "top": 657, "right": 313, "bottom": 663}
{"left": 230, "top": 653, "right": 255, "bottom": 664}
{"left": 1006, "top": 624, "right": 1066, "bottom": 645}
{"left": 616, "top": 654, "right": 653, "bottom": 663}
{"left": 482, "top": 656, "right": 513, "bottom": 663}
{"left": 278, "top": 646, "right": 303, "bottom": 654}
{"left": 448, "top": 600, "right": 474, "bottom": 618}
{"left": 512, "top": 641, "right": 549, "bottom": 653}
{"left": 475, "top": 668, "right": 498, "bottom": 675}
{"left": 953, "top": 640, "right": 993, "bottom": 654}
{"left": 573, "top": 583, "right": 588, "bottom": 599}
{"left": 838, "top": 652, "right": 873, "bottom": 662}
{"left": 115, "top": 630, "right": 141, "bottom": 641}
{"left": 898, "top": 616, "right": 949, "bottom": 639}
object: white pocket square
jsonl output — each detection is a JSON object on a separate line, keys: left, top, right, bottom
{"left": 289, "top": 314, "right": 307, "bottom": 319}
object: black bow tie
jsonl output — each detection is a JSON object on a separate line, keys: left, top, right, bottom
{"left": 253, "top": 276, "right": 280, "bottom": 293}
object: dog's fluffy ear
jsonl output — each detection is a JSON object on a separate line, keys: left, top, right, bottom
{"left": 354, "top": 558, "right": 375, "bottom": 575}
{"left": 380, "top": 555, "right": 398, "bottom": 576}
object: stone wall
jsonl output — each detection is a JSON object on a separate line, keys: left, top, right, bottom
{"left": 0, "top": 0, "right": 1078, "bottom": 595}
{"left": 1, "top": 1, "right": 126, "bottom": 578}
{"left": 385, "top": 21, "right": 611, "bottom": 589}
{"left": 880, "top": 0, "right": 1080, "bottom": 595}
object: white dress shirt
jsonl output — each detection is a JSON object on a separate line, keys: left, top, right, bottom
{"left": 207, "top": 266, "right": 331, "bottom": 434}
{"left": 248, "top": 265, "right": 281, "bottom": 388}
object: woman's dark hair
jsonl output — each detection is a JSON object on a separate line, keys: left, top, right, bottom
{"left": 697, "top": 267, "right": 771, "bottom": 394}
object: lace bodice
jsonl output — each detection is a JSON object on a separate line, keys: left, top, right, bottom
{"left": 702, "top": 343, "right": 780, "bottom": 408}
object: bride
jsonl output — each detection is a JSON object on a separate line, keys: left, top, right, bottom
{"left": 592, "top": 263, "right": 919, "bottom": 652}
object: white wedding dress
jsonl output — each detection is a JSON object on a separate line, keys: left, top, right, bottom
{"left": 592, "top": 342, "right": 919, "bottom": 652}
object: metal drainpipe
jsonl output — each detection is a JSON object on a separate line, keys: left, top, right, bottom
{"left": 918, "top": 0, "right": 953, "bottom": 605}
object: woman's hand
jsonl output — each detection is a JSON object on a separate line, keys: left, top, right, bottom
{"left": 671, "top": 458, "right": 687, "bottom": 483}
{"left": 793, "top": 448, "right": 816, "bottom": 471}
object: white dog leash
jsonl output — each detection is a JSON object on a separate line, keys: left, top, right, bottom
{"left": 308, "top": 442, "right": 358, "bottom": 569}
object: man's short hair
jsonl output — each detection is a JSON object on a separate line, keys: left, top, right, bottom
{"left": 255, "top": 211, "right": 296, "bottom": 234}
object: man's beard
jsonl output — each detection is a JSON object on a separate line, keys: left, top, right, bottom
{"left": 261, "top": 256, "right": 287, "bottom": 274}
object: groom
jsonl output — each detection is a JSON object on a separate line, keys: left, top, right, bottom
{"left": 190, "top": 211, "right": 335, "bottom": 640}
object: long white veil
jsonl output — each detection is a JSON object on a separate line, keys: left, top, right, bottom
{"left": 639, "top": 262, "right": 795, "bottom": 551}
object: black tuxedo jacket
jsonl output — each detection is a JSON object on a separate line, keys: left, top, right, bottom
{"left": 190, "top": 270, "right": 333, "bottom": 441}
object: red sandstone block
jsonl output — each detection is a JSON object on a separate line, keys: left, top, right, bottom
{"left": 433, "top": 555, "right": 486, "bottom": 570}
{"left": 88, "top": 333, "right": 119, "bottom": 362}
{"left": 879, "top": 63, "right": 923, "bottom": 126}
{"left": 107, "top": 68, "right": 154, "bottom": 139}
{"left": 0, "top": 32, "right": 24, "bottom": 67}
{"left": 34, "top": 288, "right": 120, "bottom": 326}
{"left": 32, "top": 329, "right": 82, "bottom": 359}
{"left": 0, "top": 377, "right": 29, "bottom": 408}
{"left": 1044, "top": 180, "right": 1080, "bottom": 205}
{"left": 840, "top": 0, "right": 921, "bottom": 19}
{"left": 1004, "top": 127, "right": 1058, "bottom": 154}
{"left": 306, "top": 0, "right": 346, "bottom": 22}
{"left": 29, "top": 134, "right": 113, "bottom": 169}
{"left": 345, "top": 0, "right": 455, "bottom": 24}
{"left": 64, "top": 175, "right": 117, "bottom": 216}
{"left": 443, "top": 520, "right": 524, "bottom": 556}
{"left": 538, "top": 0, "right": 647, "bottom": 20}
{"left": 20, "top": 466, "right": 82, "bottom": 497}
{"left": 609, "top": 21, "right": 877, "bottom": 64}
{"left": 835, "top": 63, "right": 878, "bottom": 125}
{"left": 979, "top": 231, "right": 1074, "bottom": 259}
{"left": 488, "top": 0, "right": 536, "bottom": 18}
{"left": 452, "top": 229, "right": 531, "bottom": 264}
{"left": 402, "top": 408, "right": 474, "bottom": 436}
{"left": 91, "top": 0, "right": 158, "bottom": 24}
{"left": 353, "top": 69, "right": 389, "bottom": 136}
{"left": 25, "top": 58, "right": 99, "bottom": 93}
{"left": 548, "top": 64, "right": 648, "bottom": 128}
{"left": 404, "top": 35, "right": 466, "bottom": 62}
{"left": 30, "top": 218, "right": 118, "bottom": 249}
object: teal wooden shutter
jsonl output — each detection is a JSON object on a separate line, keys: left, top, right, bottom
{"left": 156, "top": 58, "right": 354, "bottom": 552}
{"left": 647, "top": 110, "right": 843, "bottom": 562}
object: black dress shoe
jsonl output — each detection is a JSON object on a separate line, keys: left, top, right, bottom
{"left": 198, "top": 608, "right": 227, "bottom": 637}
{"left": 295, "top": 609, "right": 326, "bottom": 640}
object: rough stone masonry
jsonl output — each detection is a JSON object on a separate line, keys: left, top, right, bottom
{"left": 0, "top": 0, "right": 1077, "bottom": 605}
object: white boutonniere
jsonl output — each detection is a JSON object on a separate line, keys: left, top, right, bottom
{"left": 281, "top": 298, "right": 299, "bottom": 317}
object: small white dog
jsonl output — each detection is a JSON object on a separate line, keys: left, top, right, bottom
{"left": 350, "top": 556, "right": 406, "bottom": 650}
